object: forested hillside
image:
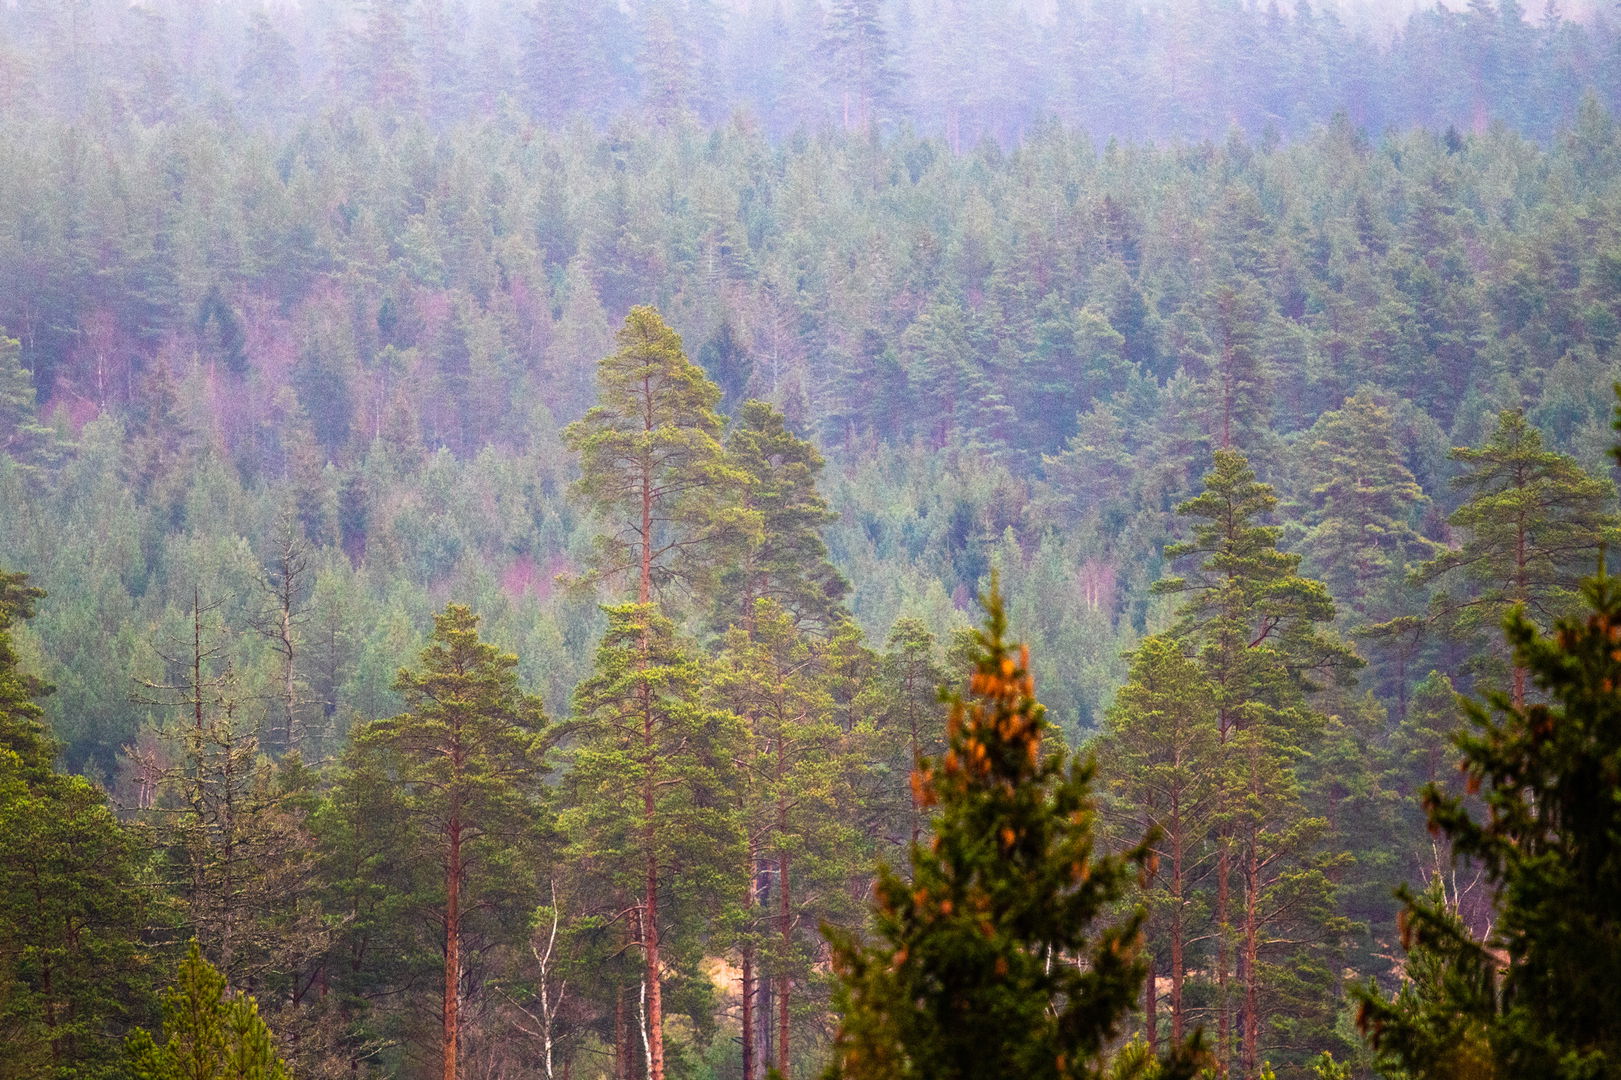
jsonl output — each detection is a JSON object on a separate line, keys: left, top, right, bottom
{"left": 5, "top": 2, "right": 1621, "bottom": 1080}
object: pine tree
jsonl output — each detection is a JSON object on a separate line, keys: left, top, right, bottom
{"left": 823, "top": 580, "right": 1203, "bottom": 1080}
{"left": 1096, "top": 634, "right": 1220, "bottom": 1048}
{"left": 0, "top": 569, "right": 149, "bottom": 1080}
{"left": 714, "top": 400, "right": 850, "bottom": 635}
{"left": 868, "top": 617, "right": 949, "bottom": 857}
{"left": 349, "top": 604, "right": 551, "bottom": 1080}
{"left": 714, "top": 599, "right": 863, "bottom": 1080}
{"left": 819, "top": 0, "right": 898, "bottom": 134}
{"left": 1297, "top": 393, "right": 1436, "bottom": 621}
{"left": 560, "top": 603, "right": 744, "bottom": 1080}
{"left": 0, "top": 329, "right": 61, "bottom": 485}
{"left": 1154, "top": 449, "right": 1360, "bottom": 1075}
{"left": 1411, "top": 409, "right": 1618, "bottom": 705}
{"left": 125, "top": 942, "right": 291, "bottom": 1080}
{"left": 564, "top": 305, "right": 754, "bottom": 608}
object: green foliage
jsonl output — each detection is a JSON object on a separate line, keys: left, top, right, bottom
{"left": 1296, "top": 393, "right": 1436, "bottom": 621}
{"left": 125, "top": 942, "right": 290, "bottom": 1080}
{"left": 1411, "top": 410, "right": 1618, "bottom": 683}
{"left": 0, "top": 569, "right": 150, "bottom": 1080}
{"left": 345, "top": 603, "right": 551, "bottom": 1070}
{"left": 565, "top": 306, "right": 756, "bottom": 605}
{"left": 824, "top": 581, "right": 1203, "bottom": 1080}
{"left": 714, "top": 400, "right": 849, "bottom": 634}
{"left": 1360, "top": 559, "right": 1621, "bottom": 1076}
{"left": 560, "top": 603, "right": 745, "bottom": 1051}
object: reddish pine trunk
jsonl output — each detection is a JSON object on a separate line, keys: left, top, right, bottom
{"left": 742, "top": 837, "right": 758, "bottom": 1080}
{"left": 741, "top": 944, "right": 756, "bottom": 1080}
{"left": 777, "top": 847, "right": 791, "bottom": 1079}
{"left": 443, "top": 818, "right": 461, "bottom": 1080}
{"left": 1216, "top": 835, "right": 1231, "bottom": 1074}
{"left": 635, "top": 381, "right": 663, "bottom": 1079}
{"left": 1170, "top": 817, "right": 1187, "bottom": 1043}
{"left": 1242, "top": 821, "right": 1261, "bottom": 1080}
{"left": 641, "top": 374, "right": 654, "bottom": 607}
{"left": 644, "top": 790, "right": 665, "bottom": 1080}
{"left": 1513, "top": 516, "right": 1528, "bottom": 708}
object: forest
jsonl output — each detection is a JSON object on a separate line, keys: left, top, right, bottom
{"left": 4, "top": 1, "right": 1621, "bottom": 1079}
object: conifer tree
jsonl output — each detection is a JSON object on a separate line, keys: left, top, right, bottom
{"left": 1096, "top": 634, "right": 1220, "bottom": 1048}
{"left": 0, "top": 570, "right": 148, "bottom": 1080}
{"left": 715, "top": 599, "right": 862, "bottom": 1079}
{"left": 819, "top": 0, "right": 898, "bottom": 134}
{"left": 125, "top": 942, "right": 290, "bottom": 1080}
{"left": 1154, "top": 449, "right": 1360, "bottom": 1075}
{"left": 1358, "top": 563, "right": 1621, "bottom": 1078}
{"left": 869, "top": 618, "right": 948, "bottom": 856}
{"left": 349, "top": 604, "right": 551, "bottom": 1080}
{"left": 560, "top": 604, "right": 744, "bottom": 1080}
{"left": 715, "top": 399, "right": 849, "bottom": 634}
{"left": 823, "top": 581, "right": 1202, "bottom": 1080}
{"left": 1411, "top": 409, "right": 1617, "bottom": 705}
{"left": 565, "top": 305, "right": 754, "bottom": 608}
{"left": 1297, "top": 393, "right": 1436, "bottom": 621}
{"left": 0, "top": 330, "right": 60, "bottom": 485}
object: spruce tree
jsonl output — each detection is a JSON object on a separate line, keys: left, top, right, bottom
{"left": 823, "top": 581, "right": 1202, "bottom": 1080}
{"left": 1358, "top": 565, "right": 1621, "bottom": 1078}
{"left": 125, "top": 942, "right": 290, "bottom": 1080}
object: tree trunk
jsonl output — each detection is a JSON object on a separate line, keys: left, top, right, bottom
{"left": 777, "top": 848, "right": 791, "bottom": 1078}
{"left": 1144, "top": 950, "right": 1158, "bottom": 1052}
{"left": 1513, "top": 516, "right": 1528, "bottom": 708}
{"left": 759, "top": 871, "right": 774, "bottom": 1067}
{"left": 1170, "top": 825, "right": 1186, "bottom": 1043}
{"left": 741, "top": 942, "right": 756, "bottom": 1080}
{"left": 640, "top": 375, "right": 654, "bottom": 607}
{"left": 742, "top": 837, "right": 758, "bottom": 1080}
{"left": 1216, "top": 834, "right": 1231, "bottom": 1075}
{"left": 614, "top": 986, "right": 629, "bottom": 1080}
{"left": 1242, "top": 818, "right": 1260, "bottom": 1080}
{"left": 644, "top": 777, "right": 665, "bottom": 1080}
{"left": 444, "top": 817, "right": 461, "bottom": 1080}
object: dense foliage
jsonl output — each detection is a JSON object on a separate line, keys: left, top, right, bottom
{"left": 5, "top": 3, "right": 1621, "bottom": 1079}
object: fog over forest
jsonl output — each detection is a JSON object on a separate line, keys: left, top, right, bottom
{"left": 3, "top": 3, "right": 1621, "bottom": 1080}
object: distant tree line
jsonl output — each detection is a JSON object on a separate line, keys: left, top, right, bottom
{"left": 0, "top": 0, "right": 1618, "bottom": 146}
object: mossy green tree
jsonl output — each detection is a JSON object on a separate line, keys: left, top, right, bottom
{"left": 823, "top": 580, "right": 1203, "bottom": 1080}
